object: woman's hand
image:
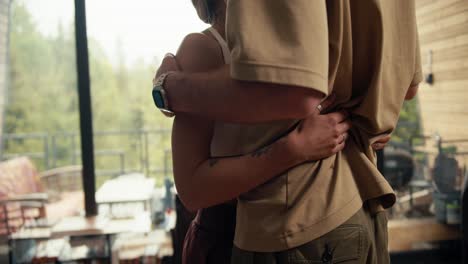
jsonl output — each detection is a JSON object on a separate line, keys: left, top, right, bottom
{"left": 285, "top": 91, "right": 392, "bottom": 162}
{"left": 286, "top": 94, "right": 351, "bottom": 162}
{"left": 288, "top": 110, "right": 351, "bottom": 162}
{"left": 153, "top": 53, "right": 180, "bottom": 85}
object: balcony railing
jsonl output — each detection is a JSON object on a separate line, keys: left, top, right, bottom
{"left": 0, "top": 129, "right": 173, "bottom": 183}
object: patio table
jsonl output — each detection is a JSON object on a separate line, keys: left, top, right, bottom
{"left": 96, "top": 173, "right": 156, "bottom": 218}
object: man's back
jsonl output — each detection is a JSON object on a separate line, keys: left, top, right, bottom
{"left": 210, "top": 0, "right": 422, "bottom": 252}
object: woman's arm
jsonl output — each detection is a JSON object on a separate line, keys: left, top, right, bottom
{"left": 173, "top": 118, "right": 302, "bottom": 212}
{"left": 174, "top": 114, "right": 349, "bottom": 212}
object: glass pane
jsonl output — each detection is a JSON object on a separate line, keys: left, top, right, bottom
{"left": 4, "top": 0, "right": 79, "bottom": 170}
{"left": 3, "top": 0, "right": 84, "bottom": 210}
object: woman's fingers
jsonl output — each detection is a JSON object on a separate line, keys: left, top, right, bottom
{"left": 334, "top": 132, "right": 349, "bottom": 146}
{"left": 340, "top": 132, "right": 349, "bottom": 143}
{"left": 154, "top": 53, "right": 181, "bottom": 84}
{"left": 336, "top": 120, "right": 352, "bottom": 134}
{"left": 332, "top": 139, "right": 346, "bottom": 153}
{"left": 293, "top": 107, "right": 355, "bottom": 161}
{"left": 326, "top": 111, "right": 349, "bottom": 124}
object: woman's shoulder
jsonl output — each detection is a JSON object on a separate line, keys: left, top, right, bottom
{"left": 176, "top": 32, "right": 224, "bottom": 72}
{"left": 180, "top": 32, "right": 218, "bottom": 51}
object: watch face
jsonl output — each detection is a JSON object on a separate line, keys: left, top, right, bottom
{"left": 152, "top": 88, "right": 165, "bottom": 109}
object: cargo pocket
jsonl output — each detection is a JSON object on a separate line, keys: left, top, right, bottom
{"left": 287, "top": 225, "right": 366, "bottom": 263}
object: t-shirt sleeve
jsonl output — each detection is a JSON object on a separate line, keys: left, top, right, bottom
{"left": 226, "top": 0, "right": 329, "bottom": 95}
{"left": 411, "top": 27, "right": 423, "bottom": 86}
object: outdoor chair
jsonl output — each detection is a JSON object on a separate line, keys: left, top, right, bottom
{"left": 0, "top": 157, "right": 49, "bottom": 243}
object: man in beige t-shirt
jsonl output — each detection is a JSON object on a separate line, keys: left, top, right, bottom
{"left": 154, "top": 0, "right": 422, "bottom": 263}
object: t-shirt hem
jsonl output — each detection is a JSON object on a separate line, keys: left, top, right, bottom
{"left": 366, "top": 179, "right": 396, "bottom": 209}
{"left": 233, "top": 180, "right": 396, "bottom": 252}
{"left": 233, "top": 194, "right": 363, "bottom": 252}
{"left": 231, "top": 61, "right": 329, "bottom": 95}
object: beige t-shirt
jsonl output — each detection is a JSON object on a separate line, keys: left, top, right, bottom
{"left": 210, "top": 0, "right": 423, "bottom": 252}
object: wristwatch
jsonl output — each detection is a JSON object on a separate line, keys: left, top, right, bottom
{"left": 152, "top": 72, "right": 175, "bottom": 117}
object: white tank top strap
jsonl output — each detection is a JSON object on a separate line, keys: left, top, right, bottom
{"left": 207, "top": 27, "right": 231, "bottom": 65}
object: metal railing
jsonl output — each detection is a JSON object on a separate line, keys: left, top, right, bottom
{"left": 1, "top": 129, "right": 173, "bottom": 180}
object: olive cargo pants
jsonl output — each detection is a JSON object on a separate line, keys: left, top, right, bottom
{"left": 231, "top": 204, "right": 389, "bottom": 264}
